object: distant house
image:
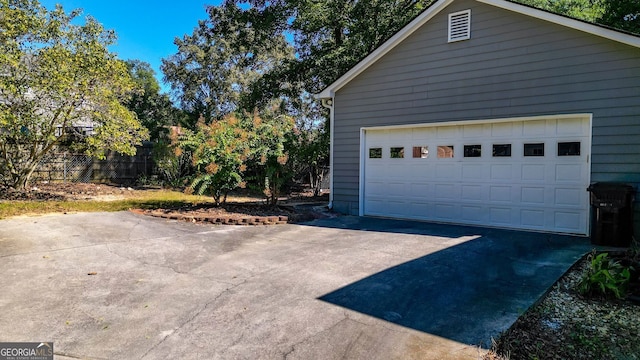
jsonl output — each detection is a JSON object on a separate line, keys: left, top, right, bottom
{"left": 316, "top": 0, "right": 640, "bottom": 236}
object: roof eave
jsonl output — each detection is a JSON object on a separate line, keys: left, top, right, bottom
{"left": 479, "top": 0, "right": 640, "bottom": 48}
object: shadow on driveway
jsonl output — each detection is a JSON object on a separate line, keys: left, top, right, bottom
{"left": 308, "top": 217, "right": 591, "bottom": 348}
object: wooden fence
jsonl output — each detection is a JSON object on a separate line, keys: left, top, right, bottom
{"left": 33, "top": 143, "right": 153, "bottom": 184}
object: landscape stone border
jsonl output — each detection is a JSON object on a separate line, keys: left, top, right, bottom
{"left": 131, "top": 209, "right": 289, "bottom": 225}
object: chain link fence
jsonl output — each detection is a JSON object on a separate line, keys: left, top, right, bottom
{"left": 32, "top": 143, "right": 153, "bottom": 184}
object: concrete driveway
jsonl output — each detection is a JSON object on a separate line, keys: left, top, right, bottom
{"left": 0, "top": 212, "right": 591, "bottom": 359}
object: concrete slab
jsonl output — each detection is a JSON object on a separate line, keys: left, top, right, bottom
{"left": 0, "top": 212, "right": 591, "bottom": 359}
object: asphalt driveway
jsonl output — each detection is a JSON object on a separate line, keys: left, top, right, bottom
{"left": 0, "top": 212, "right": 591, "bottom": 359}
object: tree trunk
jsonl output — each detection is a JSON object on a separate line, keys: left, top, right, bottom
{"left": 11, "top": 162, "right": 38, "bottom": 190}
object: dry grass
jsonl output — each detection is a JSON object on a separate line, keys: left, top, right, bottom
{"left": 0, "top": 189, "right": 219, "bottom": 219}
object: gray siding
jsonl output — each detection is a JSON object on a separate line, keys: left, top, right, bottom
{"left": 332, "top": 0, "right": 640, "bottom": 223}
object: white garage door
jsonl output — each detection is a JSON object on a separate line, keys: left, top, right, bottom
{"left": 362, "top": 115, "right": 591, "bottom": 235}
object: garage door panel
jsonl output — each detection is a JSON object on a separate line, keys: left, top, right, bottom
{"left": 522, "top": 120, "right": 547, "bottom": 136}
{"left": 408, "top": 165, "right": 432, "bottom": 180}
{"left": 556, "top": 164, "right": 584, "bottom": 182}
{"left": 387, "top": 182, "right": 408, "bottom": 196}
{"left": 366, "top": 163, "right": 386, "bottom": 177}
{"left": 435, "top": 184, "right": 458, "bottom": 200}
{"left": 461, "top": 185, "right": 484, "bottom": 201}
{"left": 388, "top": 164, "right": 412, "bottom": 178}
{"left": 387, "top": 200, "right": 409, "bottom": 216}
{"left": 434, "top": 203, "right": 459, "bottom": 221}
{"left": 365, "top": 181, "right": 386, "bottom": 196}
{"left": 489, "top": 186, "right": 512, "bottom": 202}
{"left": 363, "top": 116, "right": 591, "bottom": 235}
{"left": 521, "top": 209, "right": 546, "bottom": 227}
{"left": 557, "top": 118, "right": 589, "bottom": 135}
{"left": 435, "top": 163, "right": 459, "bottom": 179}
{"left": 462, "top": 164, "right": 487, "bottom": 180}
{"left": 554, "top": 211, "right": 583, "bottom": 232}
{"left": 491, "top": 122, "right": 515, "bottom": 137}
{"left": 436, "top": 126, "right": 460, "bottom": 139}
{"left": 412, "top": 127, "right": 436, "bottom": 140}
{"left": 490, "top": 208, "right": 512, "bottom": 225}
{"left": 521, "top": 187, "right": 545, "bottom": 204}
{"left": 409, "top": 202, "right": 432, "bottom": 218}
{"left": 554, "top": 188, "right": 582, "bottom": 207}
{"left": 410, "top": 183, "right": 431, "bottom": 196}
{"left": 490, "top": 164, "right": 513, "bottom": 180}
{"left": 462, "top": 206, "right": 485, "bottom": 222}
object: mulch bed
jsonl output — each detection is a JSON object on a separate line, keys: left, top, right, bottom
{"left": 132, "top": 203, "right": 328, "bottom": 226}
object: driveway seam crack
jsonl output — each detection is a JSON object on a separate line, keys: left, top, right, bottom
{"left": 283, "top": 315, "right": 349, "bottom": 360}
{"left": 140, "top": 279, "right": 249, "bottom": 359}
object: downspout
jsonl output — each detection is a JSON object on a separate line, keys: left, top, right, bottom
{"left": 321, "top": 97, "right": 335, "bottom": 210}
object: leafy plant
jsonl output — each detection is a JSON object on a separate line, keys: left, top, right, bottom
{"left": 174, "top": 114, "right": 250, "bottom": 206}
{"left": 153, "top": 141, "right": 193, "bottom": 188}
{"left": 577, "top": 251, "right": 632, "bottom": 299}
{"left": 246, "top": 110, "right": 295, "bottom": 205}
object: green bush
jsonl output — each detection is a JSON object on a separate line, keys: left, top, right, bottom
{"left": 577, "top": 252, "right": 632, "bottom": 299}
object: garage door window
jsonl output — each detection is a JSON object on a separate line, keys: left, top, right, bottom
{"left": 437, "top": 145, "right": 454, "bottom": 158}
{"left": 558, "top": 142, "right": 580, "bottom": 156}
{"left": 464, "top": 144, "right": 482, "bottom": 157}
{"left": 390, "top": 147, "right": 405, "bottom": 158}
{"left": 493, "top": 144, "right": 511, "bottom": 157}
{"left": 524, "top": 143, "right": 544, "bottom": 157}
{"left": 413, "top": 146, "right": 429, "bottom": 158}
{"left": 369, "top": 148, "right": 382, "bottom": 159}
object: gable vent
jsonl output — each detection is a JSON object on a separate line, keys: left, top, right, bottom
{"left": 448, "top": 9, "right": 471, "bottom": 42}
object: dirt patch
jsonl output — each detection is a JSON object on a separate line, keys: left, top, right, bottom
{"left": 0, "top": 182, "right": 140, "bottom": 201}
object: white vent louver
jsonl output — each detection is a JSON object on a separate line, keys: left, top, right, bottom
{"left": 448, "top": 9, "right": 471, "bottom": 42}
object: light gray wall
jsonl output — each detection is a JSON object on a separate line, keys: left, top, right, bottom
{"left": 332, "top": 0, "right": 640, "bottom": 231}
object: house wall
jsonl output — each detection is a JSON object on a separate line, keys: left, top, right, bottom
{"left": 332, "top": 0, "right": 640, "bottom": 231}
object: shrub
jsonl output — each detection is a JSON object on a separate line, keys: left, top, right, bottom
{"left": 174, "top": 115, "right": 249, "bottom": 205}
{"left": 577, "top": 252, "right": 632, "bottom": 299}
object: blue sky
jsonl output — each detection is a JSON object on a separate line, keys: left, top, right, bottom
{"left": 40, "top": 1, "right": 224, "bottom": 92}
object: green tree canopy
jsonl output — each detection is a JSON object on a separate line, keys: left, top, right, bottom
{"left": 598, "top": 0, "right": 640, "bottom": 34}
{"left": 514, "top": 0, "right": 640, "bottom": 33}
{"left": 161, "top": 2, "right": 295, "bottom": 126}
{"left": 125, "top": 59, "right": 183, "bottom": 141}
{"left": 0, "top": 0, "right": 148, "bottom": 189}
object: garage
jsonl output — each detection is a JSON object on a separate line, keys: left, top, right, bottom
{"left": 361, "top": 115, "right": 592, "bottom": 235}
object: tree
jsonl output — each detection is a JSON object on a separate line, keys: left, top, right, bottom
{"left": 514, "top": 0, "right": 606, "bottom": 22}
{"left": 512, "top": 1, "right": 640, "bottom": 33}
{"left": 598, "top": 0, "right": 640, "bottom": 34}
{"left": 0, "top": 0, "right": 148, "bottom": 189}
{"left": 124, "top": 60, "right": 181, "bottom": 142}
{"left": 246, "top": 108, "right": 295, "bottom": 205}
{"left": 161, "top": 2, "right": 295, "bottom": 126}
{"left": 287, "top": 94, "right": 329, "bottom": 196}
{"left": 173, "top": 108, "right": 294, "bottom": 206}
{"left": 176, "top": 114, "right": 250, "bottom": 205}
{"left": 227, "top": 0, "right": 435, "bottom": 93}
